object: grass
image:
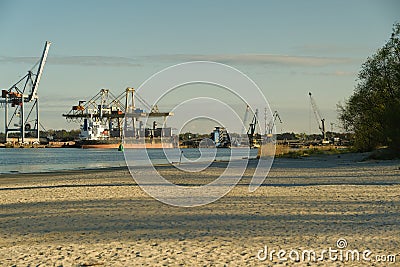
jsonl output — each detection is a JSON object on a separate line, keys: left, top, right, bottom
{"left": 277, "top": 146, "right": 400, "bottom": 161}
{"left": 364, "top": 147, "right": 400, "bottom": 160}
{"left": 277, "top": 147, "right": 351, "bottom": 159}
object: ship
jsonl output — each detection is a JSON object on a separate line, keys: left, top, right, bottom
{"left": 74, "top": 116, "right": 177, "bottom": 149}
{"left": 63, "top": 88, "right": 177, "bottom": 149}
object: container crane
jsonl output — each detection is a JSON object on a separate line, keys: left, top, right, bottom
{"left": 1, "top": 41, "right": 51, "bottom": 144}
{"left": 62, "top": 88, "right": 173, "bottom": 141}
{"left": 308, "top": 92, "right": 328, "bottom": 143}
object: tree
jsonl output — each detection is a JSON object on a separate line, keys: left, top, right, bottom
{"left": 338, "top": 22, "right": 400, "bottom": 152}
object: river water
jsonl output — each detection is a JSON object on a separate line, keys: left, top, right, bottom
{"left": 0, "top": 148, "right": 258, "bottom": 174}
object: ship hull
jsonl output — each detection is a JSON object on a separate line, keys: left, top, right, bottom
{"left": 75, "top": 138, "right": 176, "bottom": 149}
{"left": 80, "top": 143, "right": 174, "bottom": 149}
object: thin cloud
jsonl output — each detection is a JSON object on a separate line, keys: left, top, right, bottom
{"left": 294, "top": 70, "right": 356, "bottom": 76}
{"left": 294, "top": 44, "right": 371, "bottom": 55}
{"left": 0, "top": 56, "right": 141, "bottom": 67}
{"left": 50, "top": 56, "right": 142, "bottom": 67}
{"left": 1, "top": 53, "right": 355, "bottom": 67}
{"left": 147, "top": 54, "right": 355, "bottom": 67}
{"left": 332, "top": 70, "right": 355, "bottom": 76}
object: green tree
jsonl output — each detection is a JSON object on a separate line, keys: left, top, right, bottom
{"left": 338, "top": 22, "right": 400, "bottom": 152}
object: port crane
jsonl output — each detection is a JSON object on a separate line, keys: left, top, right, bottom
{"left": 266, "top": 110, "right": 282, "bottom": 135}
{"left": 308, "top": 92, "right": 328, "bottom": 143}
{"left": 1, "top": 41, "right": 51, "bottom": 144}
{"left": 242, "top": 105, "right": 250, "bottom": 134}
{"left": 230, "top": 105, "right": 252, "bottom": 147}
{"left": 247, "top": 108, "right": 259, "bottom": 148}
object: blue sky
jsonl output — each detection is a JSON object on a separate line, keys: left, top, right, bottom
{"left": 0, "top": 0, "right": 399, "bottom": 133}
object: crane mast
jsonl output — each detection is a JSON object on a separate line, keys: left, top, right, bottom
{"left": 308, "top": 92, "right": 326, "bottom": 141}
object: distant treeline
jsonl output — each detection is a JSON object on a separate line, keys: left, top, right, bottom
{"left": 43, "top": 129, "right": 81, "bottom": 141}
{"left": 0, "top": 130, "right": 80, "bottom": 142}
{"left": 1, "top": 130, "right": 350, "bottom": 143}
{"left": 178, "top": 131, "right": 352, "bottom": 142}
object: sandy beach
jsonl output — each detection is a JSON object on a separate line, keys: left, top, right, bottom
{"left": 1, "top": 153, "right": 399, "bottom": 266}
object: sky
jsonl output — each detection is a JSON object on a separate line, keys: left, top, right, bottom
{"left": 0, "top": 0, "right": 399, "bottom": 134}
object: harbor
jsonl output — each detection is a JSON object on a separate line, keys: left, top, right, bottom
{"left": 0, "top": 42, "right": 346, "bottom": 152}
{"left": 1, "top": 3, "right": 399, "bottom": 266}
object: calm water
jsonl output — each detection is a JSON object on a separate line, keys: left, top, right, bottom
{"left": 0, "top": 148, "right": 257, "bottom": 174}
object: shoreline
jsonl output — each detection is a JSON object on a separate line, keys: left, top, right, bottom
{"left": 1, "top": 153, "right": 399, "bottom": 187}
{"left": 0, "top": 165, "right": 130, "bottom": 177}
{"left": 1, "top": 151, "right": 398, "bottom": 177}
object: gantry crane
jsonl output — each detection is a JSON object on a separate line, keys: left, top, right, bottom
{"left": 1, "top": 41, "right": 51, "bottom": 144}
{"left": 62, "top": 87, "right": 172, "bottom": 139}
{"left": 308, "top": 92, "right": 327, "bottom": 142}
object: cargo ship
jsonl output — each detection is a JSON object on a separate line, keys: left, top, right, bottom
{"left": 74, "top": 117, "right": 177, "bottom": 149}
{"left": 63, "top": 88, "right": 177, "bottom": 149}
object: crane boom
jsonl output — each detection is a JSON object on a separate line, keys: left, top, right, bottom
{"left": 29, "top": 41, "right": 51, "bottom": 102}
{"left": 273, "top": 110, "right": 282, "bottom": 124}
{"left": 308, "top": 92, "right": 326, "bottom": 140}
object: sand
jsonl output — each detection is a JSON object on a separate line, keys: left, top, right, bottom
{"left": 0, "top": 153, "right": 399, "bottom": 266}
